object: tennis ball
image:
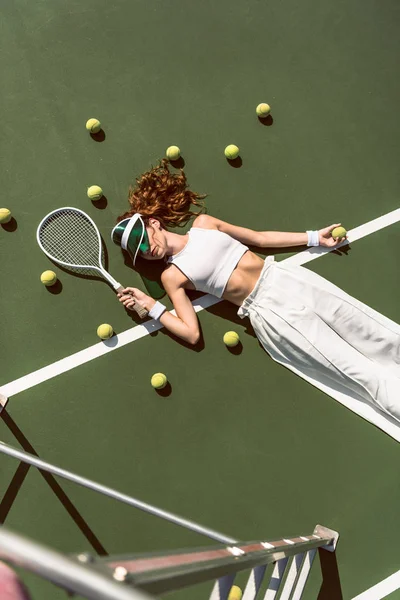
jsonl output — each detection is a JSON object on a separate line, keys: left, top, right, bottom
{"left": 40, "top": 270, "right": 57, "bottom": 286}
{"left": 87, "top": 185, "right": 103, "bottom": 200}
{"left": 228, "top": 586, "right": 242, "bottom": 600}
{"left": 151, "top": 373, "right": 167, "bottom": 389}
{"left": 0, "top": 208, "right": 12, "bottom": 224}
{"left": 256, "top": 103, "right": 271, "bottom": 117}
{"left": 331, "top": 226, "right": 347, "bottom": 240}
{"left": 86, "top": 118, "right": 101, "bottom": 133}
{"left": 223, "top": 331, "right": 240, "bottom": 347}
{"left": 166, "top": 146, "right": 181, "bottom": 161}
{"left": 224, "top": 145, "right": 240, "bottom": 160}
{"left": 97, "top": 324, "right": 113, "bottom": 339}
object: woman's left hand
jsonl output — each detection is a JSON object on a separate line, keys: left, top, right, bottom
{"left": 318, "top": 223, "right": 347, "bottom": 247}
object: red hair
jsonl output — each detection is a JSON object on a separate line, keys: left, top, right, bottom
{"left": 117, "top": 159, "right": 206, "bottom": 227}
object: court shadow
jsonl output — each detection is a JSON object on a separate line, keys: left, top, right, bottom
{"left": 227, "top": 156, "right": 243, "bottom": 168}
{"left": 249, "top": 246, "right": 305, "bottom": 257}
{"left": 331, "top": 242, "right": 351, "bottom": 257}
{"left": 0, "top": 409, "right": 108, "bottom": 556}
{"left": 0, "top": 461, "right": 30, "bottom": 524}
{"left": 317, "top": 548, "right": 343, "bottom": 599}
{"left": 102, "top": 335, "right": 119, "bottom": 348}
{"left": 45, "top": 279, "right": 63, "bottom": 295}
{"left": 122, "top": 250, "right": 166, "bottom": 300}
{"left": 90, "top": 130, "right": 106, "bottom": 142}
{"left": 91, "top": 195, "right": 108, "bottom": 210}
{"left": 248, "top": 244, "right": 352, "bottom": 258}
{"left": 258, "top": 115, "right": 274, "bottom": 126}
{"left": 1, "top": 217, "right": 18, "bottom": 232}
{"left": 225, "top": 340, "right": 243, "bottom": 355}
{"left": 169, "top": 156, "right": 185, "bottom": 169}
{"left": 159, "top": 325, "right": 206, "bottom": 352}
{"left": 206, "top": 299, "right": 257, "bottom": 340}
{"left": 154, "top": 381, "right": 172, "bottom": 397}
{"left": 51, "top": 260, "right": 105, "bottom": 285}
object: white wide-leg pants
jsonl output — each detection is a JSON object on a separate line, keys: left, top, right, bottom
{"left": 238, "top": 256, "right": 400, "bottom": 423}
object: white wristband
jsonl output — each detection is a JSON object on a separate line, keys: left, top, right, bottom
{"left": 306, "top": 230, "right": 319, "bottom": 247}
{"left": 149, "top": 301, "right": 166, "bottom": 320}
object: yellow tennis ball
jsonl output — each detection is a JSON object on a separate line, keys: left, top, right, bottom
{"left": 228, "top": 585, "right": 243, "bottom": 600}
{"left": 224, "top": 145, "right": 240, "bottom": 160}
{"left": 256, "top": 103, "right": 271, "bottom": 117}
{"left": 97, "top": 324, "right": 113, "bottom": 339}
{"left": 87, "top": 185, "right": 103, "bottom": 200}
{"left": 0, "top": 208, "right": 12, "bottom": 224}
{"left": 331, "top": 226, "right": 347, "bottom": 240}
{"left": 151, "top": 373, "right": 167, "bottom": 389}
{"left": 86, "top": 118, "right": 101, "bottom": 133}
{"left": 166, "top": 146, "right": 181, "bottom": 161}
{"left": 40, "top": 270, "right": 57, "bottom": 286}
{"left": 223, "top": 331, "right": 240, "bottom": 347}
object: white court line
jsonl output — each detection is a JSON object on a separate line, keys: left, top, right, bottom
{"left": 0, "top": 294, "right": 218, "bottom": 399}
{"left": 0, "top": 208, "right": 399, "bottom": 402}
{"left": 283, "top": 209, "right": 400, "bottom": 266}
{"left": 352, "top": 569, "right": 400, "bottom": 600}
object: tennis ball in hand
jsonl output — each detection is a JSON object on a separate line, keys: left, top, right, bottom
{"left": 151, "top": 373, "right": 167, "bottom": 389}
{"left": 224, "top": 145, "right": 240, "bottom": 160}
{"left": 228, "top": 586, "right": 243, "bottom": 600}
{"left": 166, "top": 146, "right": 181, "bottom": 161}
{"left": 87, "top": 185, "right": 103, "bottom": 200}
{"left": 0, "top": 208, "right": 12, "bottom": 224}
{"left": 40, "top": 270, "right": 57, "bottom": 286}
{"left": 331, "top": 226, "right": 347, "bottom": 240}
{"left": 223, "top": 331, "right": 240, "bottom": 347}
{"left": 86, "top": 118, "right": 101, "bottom": 133}
{"left": 256, "top": 103, "right": 271, "bottom": 117}
{"left": 97, "top": 324, "right": 113, "bottom": 339}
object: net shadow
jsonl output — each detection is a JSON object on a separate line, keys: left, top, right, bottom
{"left": 0, "top": 409, "right": 108, "bottom": 556}
{"left": 317, "top": 548, "right": 343, "bottom": 599}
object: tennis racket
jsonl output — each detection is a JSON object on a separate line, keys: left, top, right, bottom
{"left": 36, "top": 207, "right": 148, "bottom": 319}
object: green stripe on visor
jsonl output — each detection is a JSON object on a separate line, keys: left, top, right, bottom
{"left": 111, "top": 214, "right": 150, "bottom": 265}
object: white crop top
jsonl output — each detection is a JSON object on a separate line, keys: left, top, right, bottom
{"left": 167, "top": 227, "right": 248, "bottom": 297}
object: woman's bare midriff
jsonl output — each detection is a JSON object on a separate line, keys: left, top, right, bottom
{"left": 179, "top": 250, "right": 265, "bottom": 306}
{"left": 222, "top": 250, "right": 265, "bottom": 306}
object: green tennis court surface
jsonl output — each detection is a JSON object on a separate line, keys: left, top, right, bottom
{"left": 1, "top": 1, "right": 400, "bottom": 598}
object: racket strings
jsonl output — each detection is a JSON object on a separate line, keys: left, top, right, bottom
{"left": 38, "top": 210, "right": 103, "bottom": 275}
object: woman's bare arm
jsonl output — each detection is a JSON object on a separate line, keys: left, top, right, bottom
{"left": 193, "top": 214, "right": 344, "bottom": 248}
{"left": 118, "top": 269, "right": 200, "bottom": 345}
{"left": 158, "top": 269, "right": 200, "bottom": 344}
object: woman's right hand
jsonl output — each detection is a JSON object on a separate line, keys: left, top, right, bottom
{"left": 117, "top": 287, "right": 156, "bottom": 313}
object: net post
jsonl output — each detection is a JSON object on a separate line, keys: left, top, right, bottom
{"left": 313, "top": 524, "right": 339, "bottom": 552}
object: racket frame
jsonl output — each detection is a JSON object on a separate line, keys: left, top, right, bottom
{"left": 36, "top": 207, "right": 148, "bottom": 318}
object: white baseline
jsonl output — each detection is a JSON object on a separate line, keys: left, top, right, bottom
{"left": 352, "top": 569, "right": 400, "bottom": 600}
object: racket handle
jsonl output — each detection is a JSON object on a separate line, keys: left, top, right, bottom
{"left": 116, "top": 285, "right": 148, "bottom": 319}
{"left": 132, "top": 303, "right": 149, "bottom": 319}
